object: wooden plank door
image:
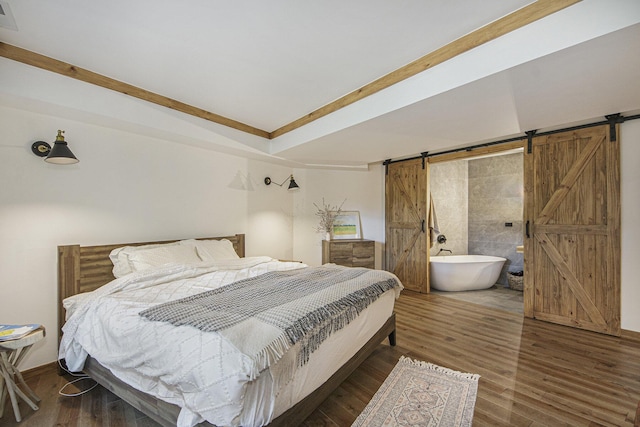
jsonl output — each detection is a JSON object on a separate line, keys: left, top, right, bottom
{"left": 385, "top": 158, "right": 429, "bottom": 293}
{"left": 523, "top": 125, "right": 620, "bottom": 335}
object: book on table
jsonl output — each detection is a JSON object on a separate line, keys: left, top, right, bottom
{"left": 0, "top": 324, "right": 41, "bottom": 342}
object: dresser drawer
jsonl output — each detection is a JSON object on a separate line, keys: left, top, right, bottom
{"left": 322, "top": 239, "right": 375, "bottom": 269}
{"left": 329, "top": 242, "right": 353, "bottom": 258}
{"left": 353, "top": 243, "right": 374, "bottom": 258}
{"left": 352, "top": 256, "right": 374, "bottom": 267}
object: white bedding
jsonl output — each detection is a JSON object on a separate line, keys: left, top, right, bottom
{"left": 60, "top": 257, "right": 401, "bottom": 427}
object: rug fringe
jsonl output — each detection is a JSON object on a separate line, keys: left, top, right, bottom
{"left": 398, "top": 355, "right": 480, "bottom": 381}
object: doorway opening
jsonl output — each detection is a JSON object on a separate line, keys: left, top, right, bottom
{"left": 429, "top": 148, "right": 524, "bottom": 314}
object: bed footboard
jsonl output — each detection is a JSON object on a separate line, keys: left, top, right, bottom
{"left": 79, "top": 313, "right": 396, "bottom": 426}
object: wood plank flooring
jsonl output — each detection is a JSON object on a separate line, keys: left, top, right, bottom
{"left": 4, "top": 291, "right": 640, "bottom": 426}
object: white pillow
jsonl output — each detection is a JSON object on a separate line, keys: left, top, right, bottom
{"left": 128, "top": 244, "right": 201, "bottom": 272}
{"left": 110, "top": 244, "right": 165, "bottom": 278}
{"left": 110, "top": 241, "right": 197, "bottom": 278}
{"left": 188, "top": 239, "right": 240, "bottom": 262}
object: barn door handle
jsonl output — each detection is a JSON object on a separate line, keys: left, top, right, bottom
{"left": 525, "top": 220, "right": 530, "bottom": 238}
{"left": 421, "top": 219, "right": 425, "bottom": 233}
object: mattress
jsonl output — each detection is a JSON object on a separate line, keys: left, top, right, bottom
{"left": 60, "top": 257, "right": 401, "bottom": 426}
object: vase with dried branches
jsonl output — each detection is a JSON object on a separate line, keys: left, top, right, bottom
{"left": 314, "top": 198, "right": 345, "bottom": 241}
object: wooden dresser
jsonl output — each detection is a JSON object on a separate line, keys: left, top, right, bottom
{"left": 322, "top": 239, "right": 375, "bottom": 269}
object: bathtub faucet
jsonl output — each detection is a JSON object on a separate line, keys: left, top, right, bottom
{"left": 437, "top": 248, "right": 452, "bottom": 255}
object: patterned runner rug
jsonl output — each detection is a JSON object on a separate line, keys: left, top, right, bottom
{"left": 352, "top": 356, "right": 479, "bottom": 426}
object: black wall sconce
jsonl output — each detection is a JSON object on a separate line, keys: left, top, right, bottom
{"left": 264, "top": 175, "right": 300, "bottom": 191}
{"left": 31, "top": 130, "right": 79, "bottom": 164}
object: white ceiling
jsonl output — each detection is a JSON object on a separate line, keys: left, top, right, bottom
{"left": 1, "top": 0, "right": 639, "bottom": 168}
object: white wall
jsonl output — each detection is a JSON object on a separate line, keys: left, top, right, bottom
{"left": 621, "top": 120, "right": 640, "bottom": 332}
{"left": 0, "top": 105, "right": 295, "bottom": 369}
{"left": 2, "top": 102, "right": 639, "bottom": 372}
{"left": 292, "top": 167, "right": 385, "bottom": 268}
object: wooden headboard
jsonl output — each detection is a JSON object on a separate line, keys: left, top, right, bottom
{"left": 57, "top": 234, "right": 245, "bottom": 339}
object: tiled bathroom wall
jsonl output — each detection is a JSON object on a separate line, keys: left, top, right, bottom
{"left": 429, "top": 151, "right": 524, "bottom": 287}
{"left": 468, "top": 152, "right": 524, "bottom": 286}
{"left": 429, "top": 160, "right": 468, "bottom": 256}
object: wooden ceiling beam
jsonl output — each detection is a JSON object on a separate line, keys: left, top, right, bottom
{"left": 0, "top": 42, "right": 271, "bottom": 139}
{"left": 269, "top": 0, "right": 581, "bottom": 139}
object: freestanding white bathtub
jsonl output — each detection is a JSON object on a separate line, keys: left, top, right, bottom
{"left": 430, "top": 255, "right": 506, "bottom": 291}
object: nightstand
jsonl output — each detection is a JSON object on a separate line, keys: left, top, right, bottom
{"left": 0, "top": 327, "right": 45, "bottom": 422}
{"left": 322, "top": 239, "right": 375, "bottom": 269}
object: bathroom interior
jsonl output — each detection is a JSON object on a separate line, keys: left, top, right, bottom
{"left": 429, "top": 149, "right": 524, "bottom": 313}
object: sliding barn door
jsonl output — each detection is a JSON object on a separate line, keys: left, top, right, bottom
{"left": 385, "top": 159, "right": 428, "bottom": 293}
{"left": 523, "top": 125, "right": 620, "bottom": 335}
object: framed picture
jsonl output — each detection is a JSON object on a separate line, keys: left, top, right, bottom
{"left": 331, "top": 211, "right": 362, "bottom": 239}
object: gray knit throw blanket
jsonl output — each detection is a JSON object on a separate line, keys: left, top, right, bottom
{"left": 140, "top": 265, "right": 400, "bottom": 374}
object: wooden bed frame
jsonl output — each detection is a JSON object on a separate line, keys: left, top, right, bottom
{"left": 57, "top": 233, "right": 396, "bottom": 426}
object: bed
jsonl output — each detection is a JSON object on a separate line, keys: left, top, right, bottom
{"left": 57, "top": 234, "right": 400, "bottom": 426}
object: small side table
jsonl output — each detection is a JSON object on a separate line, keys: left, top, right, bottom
{"left": 0, "top": 327, "right": 45, "bottom": 422}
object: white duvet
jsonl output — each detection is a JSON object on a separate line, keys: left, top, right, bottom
{"left": 59, "top": 257, "right": 312, "bottom": 427}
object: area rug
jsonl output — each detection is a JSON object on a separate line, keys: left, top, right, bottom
{"left": 352, "top": 356, "right": 479, "bottom": 427}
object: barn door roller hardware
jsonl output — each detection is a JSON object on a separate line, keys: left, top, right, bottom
{"left": 383, "top": 159, "right": 391, "bottom": 175}
{"left": 605, "top": 113, "right": 624, "bottom": 142}
{"left": 384, "top": 112, "right": 640, "bottom": 165}
{"left": 525, "top": 130, "right": 537, "bottom": 154}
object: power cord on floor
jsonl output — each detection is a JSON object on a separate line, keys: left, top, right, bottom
{"left": 57, "top": 359, "right": 98, "bottom": 397}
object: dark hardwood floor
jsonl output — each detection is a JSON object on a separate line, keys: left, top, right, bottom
{"left": 5, "top": 291, "right": 640, "bottom": 426}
